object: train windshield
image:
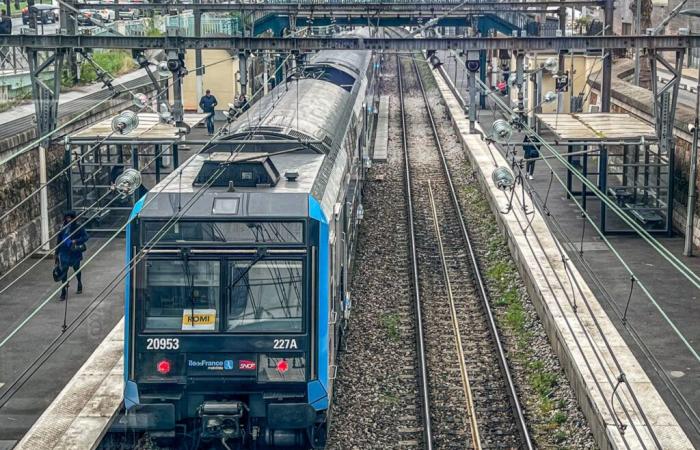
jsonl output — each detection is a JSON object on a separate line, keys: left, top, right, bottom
{"left": 142, "top": 260, "right": 221, "bottom": 331}
{"left": 228, "top": 260, "right": 303, "bottom": 332}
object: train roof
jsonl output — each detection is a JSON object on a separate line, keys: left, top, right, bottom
{"left": 136, "top": 152, "right": 325, "bottom": 220}
{"left": 152, "top": 152, "right": 324, "bottom": 195}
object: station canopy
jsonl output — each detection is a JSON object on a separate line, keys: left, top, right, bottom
{"left": 535, "top": 113, "right": 658, "bottom": 144}
{"left": 68, "top": 113, "right": 208, "bottom": 144}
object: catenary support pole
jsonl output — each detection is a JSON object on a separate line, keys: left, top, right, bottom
{"left": 194, "top": 0, "right": 204, "bottom": 108}
{"left": 601, "top": 0, "right": 613, "bottom": 112}
{"left": 634, "top": 0, "right": 641, "bottom": 86}
{"left": 684, "top": 61, "right": 700, "bottom": 256}
{"left": 239, "top": 51, "right": 248, "bottom": 97}
{"left": 468, "top": 68, "right": 476, "bottom": 133}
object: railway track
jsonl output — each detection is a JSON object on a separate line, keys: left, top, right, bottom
{"left": 398, "top": 53, "right": 533, "bottom": 449}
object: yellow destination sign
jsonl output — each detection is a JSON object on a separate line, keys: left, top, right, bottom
{"left": 182, "top": 308, "right": 217, "bottom": 331}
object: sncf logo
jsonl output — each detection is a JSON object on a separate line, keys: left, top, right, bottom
{"left": 239, "top": 360, "right": 256, "bottom": 370}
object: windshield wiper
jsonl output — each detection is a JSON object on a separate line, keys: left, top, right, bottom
{"left": 180, "top": 248, "right": 195, "bottom": 318}
{"left": 229, "top": 248, "right": 267, "bottom": 289}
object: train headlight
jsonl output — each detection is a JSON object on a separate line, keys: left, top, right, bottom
{"left": 258, "top": 354, "right": 305, "bottom": 382}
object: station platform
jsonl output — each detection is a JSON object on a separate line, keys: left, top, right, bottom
{"left": 0, "top": 118, "right": 224, "bottom": 447}
{"left": 438, "top": 54, "right": 700, "bottom": 447}
{"left": 0, "top": 238, "right": 125, "bottom": 447}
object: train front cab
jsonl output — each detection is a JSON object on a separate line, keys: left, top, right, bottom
{"left": 122, "top": 196, "right": 339, "bottom": 449}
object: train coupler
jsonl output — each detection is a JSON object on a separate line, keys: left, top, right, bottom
{"left": 199, "top": 400, "right": 246, "bottom": 440}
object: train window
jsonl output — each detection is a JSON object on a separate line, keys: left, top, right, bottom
{"left": 142, "top": 260, "right": 220, "bottom": 331}
{"left": 143, "top": 221, "right": 303, "bottom": 244}
{"left": 212, "top": 198, "right": 240, "bottom": 215}
{"left": 227, "top": 260, "right": 303, "bottom": 333}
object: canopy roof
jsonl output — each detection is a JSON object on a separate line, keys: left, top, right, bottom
{"left": 535, "top": 113, "right": 658, "bottom": 143}
{"left": 68, "top": 113, "right": 208, "bottom": 143}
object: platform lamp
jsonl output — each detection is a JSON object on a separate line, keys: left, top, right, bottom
{"left": 680, "top": 9, "right": 700, "bottom": 256}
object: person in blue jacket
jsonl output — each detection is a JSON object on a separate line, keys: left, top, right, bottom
{"left": 198, "top": 89, "right": 218, "bottom": 135}
{"left": 54, "top": 210, "right": 89, "bottom": 301}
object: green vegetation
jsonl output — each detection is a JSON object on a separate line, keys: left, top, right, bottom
{"left": 460, "top": 170, "right": 578, "bottom": 446}
{"left": 379, "top": 389, "right": 400, "bottom": 405}
{"left": 143, "top": 18, "right": 163, "bottom": 37}
{"left": 79, "top": 50, "right": 137, "bottom": 84}
{"left": 6, "top": 0, "right": 51, "bottom": 16}
{"left": 381, "top": 313, "right": 401, "bottom": 341}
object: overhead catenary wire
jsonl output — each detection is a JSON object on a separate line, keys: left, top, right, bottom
{"left": 0, "top": 51, "right": 298, "bottom": 352}
{"left": 438, "top": 56, "right": 661, "bottom": 443}
{"left": 477, "top": 74, "right": 700, "bottom": 291}
{"left": 0, "top": 143, "right": 177, "bottom": 295}
{"left": 0, "top": 54, "right": 240, "bottom": 224}
{"left": 0, "top": 131, "right": 311, "bottom": 410}
{"left": 479, "top": 76, "right": 700, "bottom": 363}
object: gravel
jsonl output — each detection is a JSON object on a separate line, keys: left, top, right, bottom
{"left": 327, "top": 53, "right": 597, "bottom": 450}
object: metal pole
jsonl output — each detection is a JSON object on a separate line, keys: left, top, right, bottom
{"left": 263, "top": 51, "right": 269, "bottom": 96}
{"left": 239, "top": 51, "right": 247, "bottom": 97}
{"left": 468, "top": 68, "right": 476, "bottom": 133}
{"left": 684, "top": 62, "right": 700, "bottom": 256}
{"left": 558, "top": 9, "right": 566, "bottom": 113}
{"left": 634, "top": 0, "right": 641, "bottom": 86}
{"left": 194, "top": 0, "right": 204, "bottom": 108}
{"left": 38, "top": 144, "right": 50, "bottom": 252}
{"left": 601, "top": 0, "right": 613, "bottom": 112}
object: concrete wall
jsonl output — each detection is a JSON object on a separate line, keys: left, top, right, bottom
{"left": 182, "top": 49, "right": 240, "bottom": 112}
{"left": 0, "top": 85, "right": 155, "bottom": 275}
{"left": 519, "top": 53, "right": 602, "bottom": 114}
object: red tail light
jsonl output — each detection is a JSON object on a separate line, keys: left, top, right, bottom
{"left": 156, "top": 359, "right": 171, "bottom": 375}
{"left": 276, "top": 359, "right": 289, "bottom": 373}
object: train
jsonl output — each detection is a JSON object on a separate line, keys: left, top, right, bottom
{"left": 121, "top": 44, "right": 380, "bottom": 449}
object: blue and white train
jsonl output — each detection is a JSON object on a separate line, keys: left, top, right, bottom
{"left": 121, "top": 46, "right": 379, "bottom": 449}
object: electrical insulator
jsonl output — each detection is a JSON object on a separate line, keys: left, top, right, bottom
{"left": 492, "top": 166, "right": 516, "bottom": 191}
{"left": 111, "top": 110, "right": 139, "bottom": 135}
{"left": 491, "top": 119, "right": 513, "bottom": 144}
{"left": 115, "top": 168, "right": 142, "bottom": 196}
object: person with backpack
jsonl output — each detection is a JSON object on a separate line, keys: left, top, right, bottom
{"left": 54, "top": 210, "right": 89, "bottom": 301}
{"left": 522, "top": 134, "right": 540, "bottom": 180}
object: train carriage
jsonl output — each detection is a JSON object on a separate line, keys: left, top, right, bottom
{"left": 122, "top": 48, "right": 379, "bottom": 449}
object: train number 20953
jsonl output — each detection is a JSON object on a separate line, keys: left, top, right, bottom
{"left": 146, "top": 338, "right": 180, "bottom": 350}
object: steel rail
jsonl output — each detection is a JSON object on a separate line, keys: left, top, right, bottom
{"left": 426, "top": 179, "right": 482, "bottom": 449}
{"left": 397, "top": 53, "right": 434, "bottom": 450}
{"left": 410, "top": 55, "right": 534, "bottom": 449}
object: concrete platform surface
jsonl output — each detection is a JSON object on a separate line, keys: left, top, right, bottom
{"left": 14, "top": 320, "right": 123, "bottom": 450}
{"left": 434, "top": 61, "right": 695, "bottom": 449}
{"left": 373, "top": 95, "right": 389, "bottom": 161}
{"left": 0, "top": 238, "right": 125, "bottom": 443}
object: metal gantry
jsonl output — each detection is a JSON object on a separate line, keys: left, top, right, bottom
{"left": 27, "top": 47, "right": 65, "bottom": 252}
{"left": 2, "top": 34, "right": 698, "bottom": 51}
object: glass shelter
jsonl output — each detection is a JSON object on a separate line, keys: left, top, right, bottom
{"left": 65, "top": 113, "right": 207, "bottom": 232}
{"left": 535, "top": 113, "right": 668, "bottom": 234}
